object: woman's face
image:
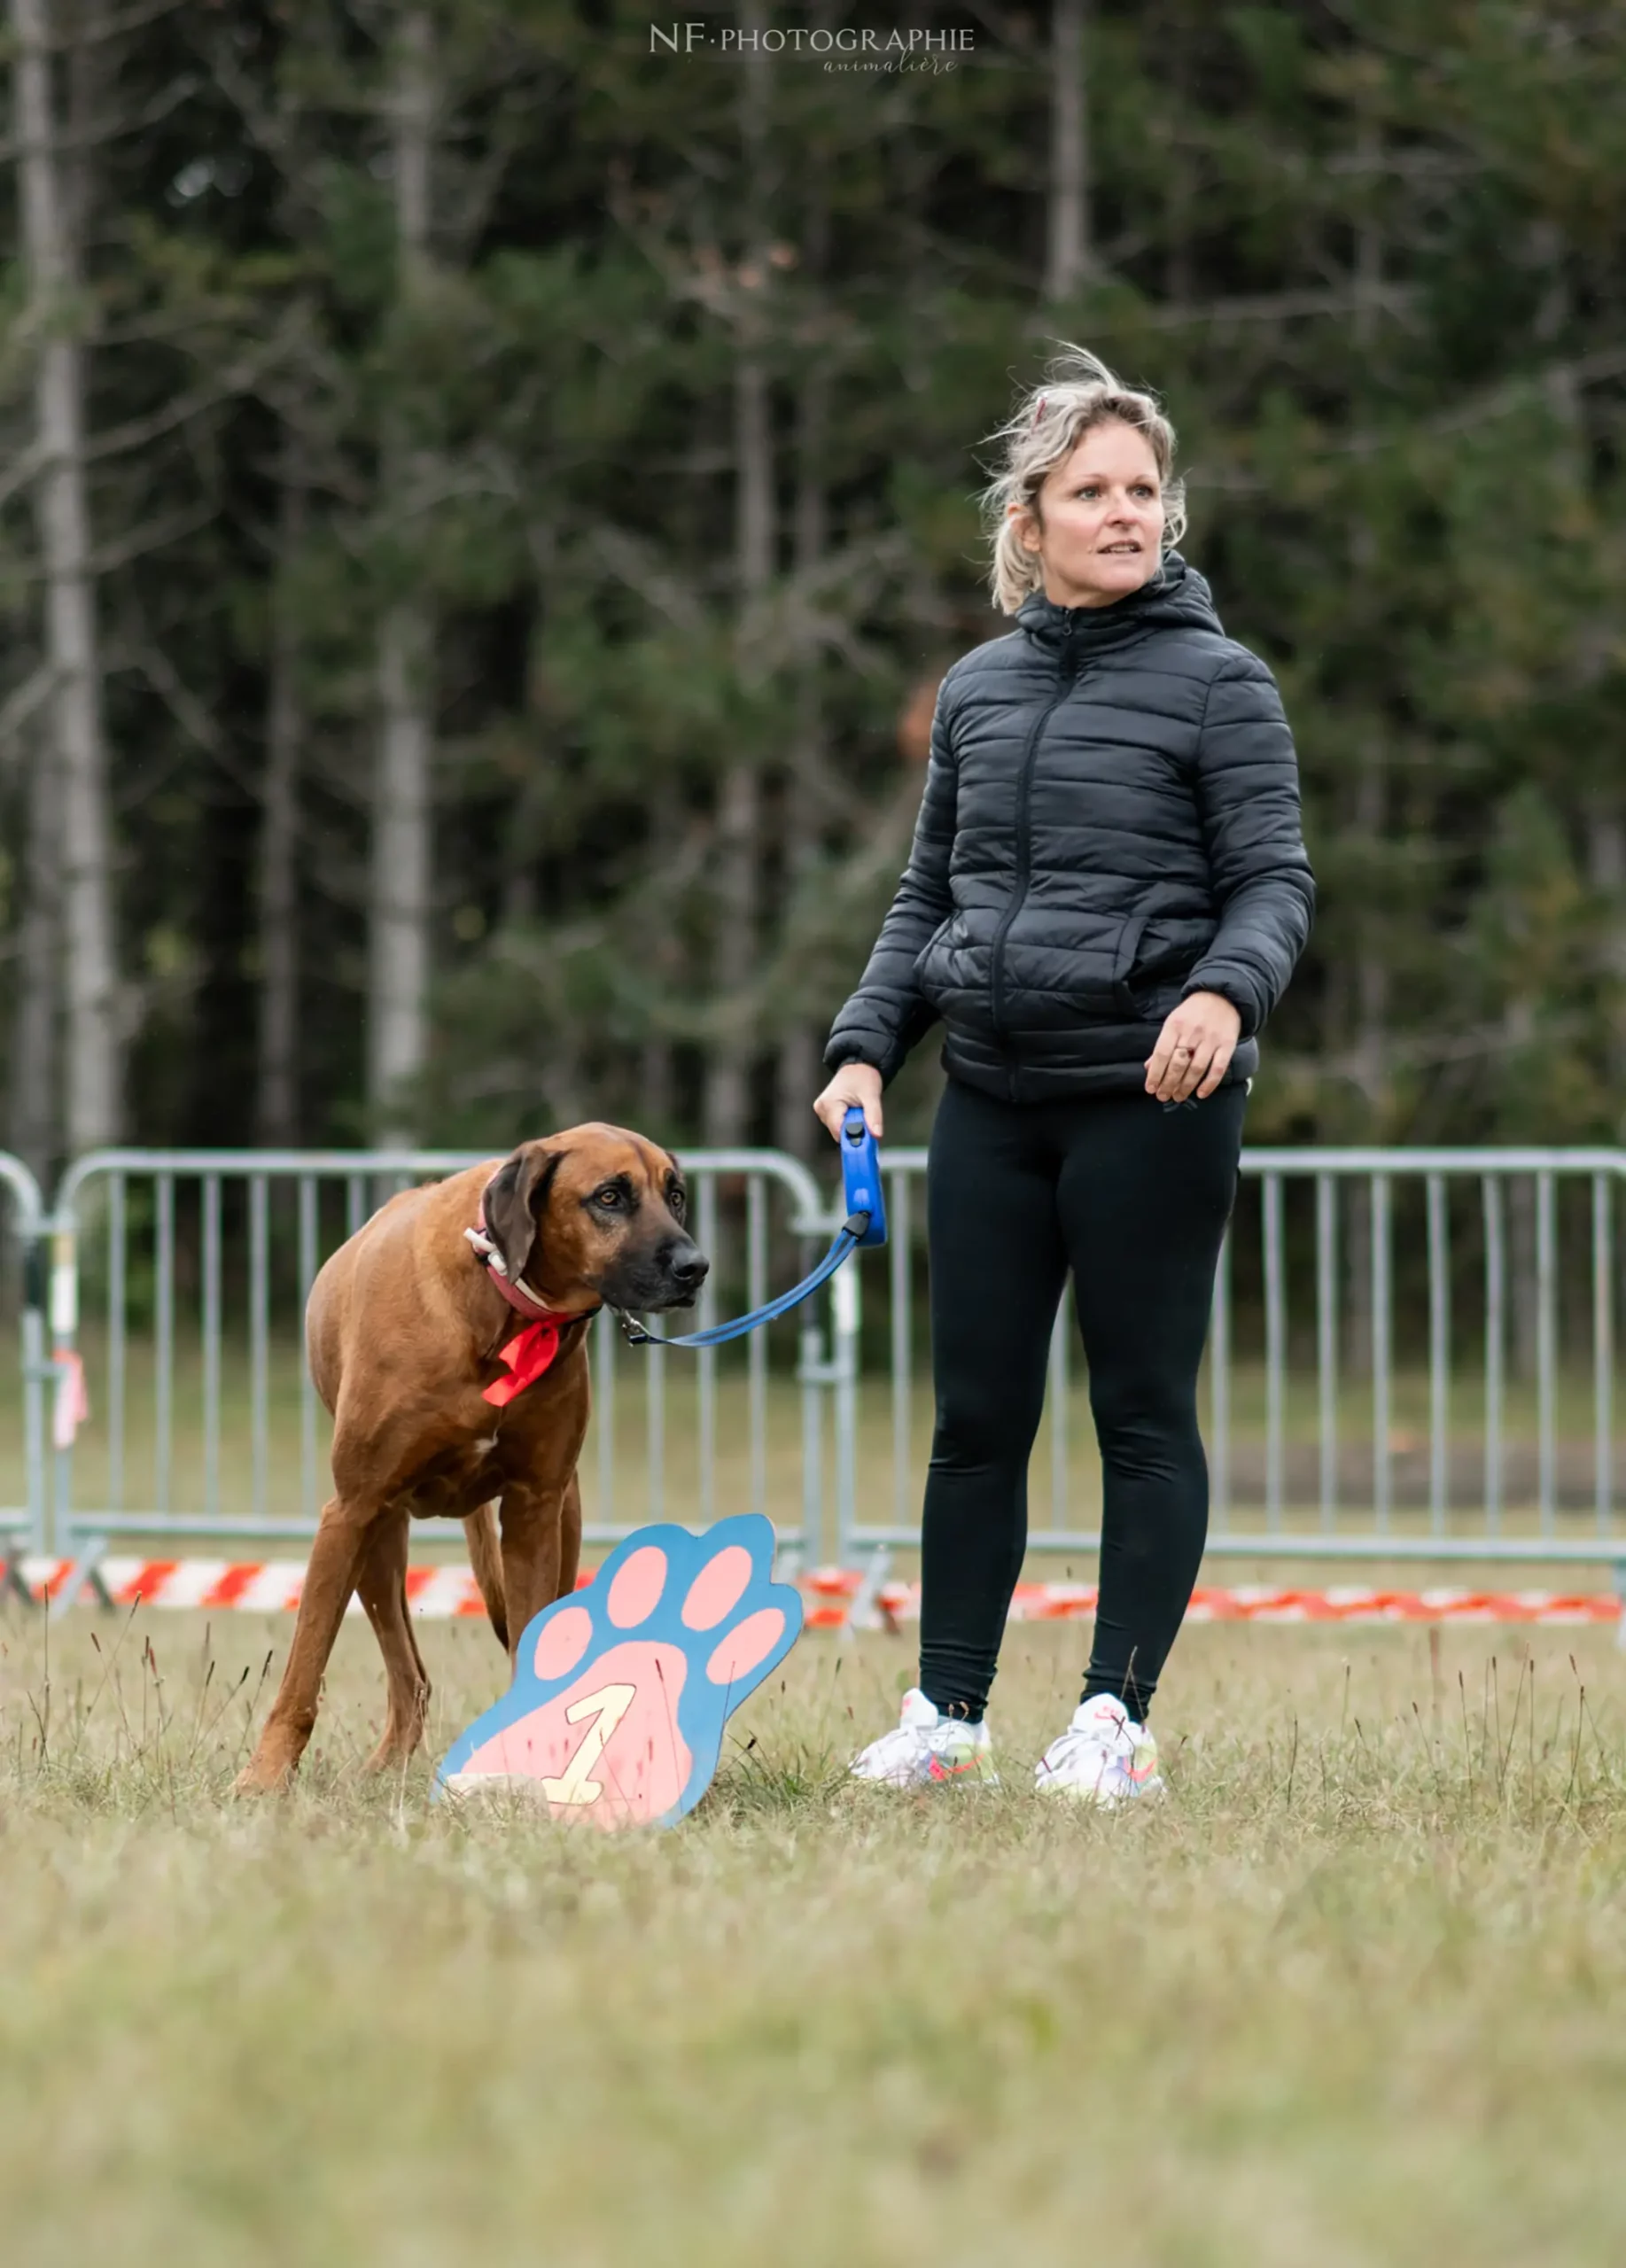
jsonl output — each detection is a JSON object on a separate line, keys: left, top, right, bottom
{"left": 1009, "top": 417, "right": 1166, "bottom": 609}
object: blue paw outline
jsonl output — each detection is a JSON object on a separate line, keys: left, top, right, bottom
{"left": 435, "top": 1512, "right": 803, "bottom": 1828}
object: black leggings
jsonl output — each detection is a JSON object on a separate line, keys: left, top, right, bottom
{"left": 917, "top": 1075, "right": 1246, "bottom": 1724}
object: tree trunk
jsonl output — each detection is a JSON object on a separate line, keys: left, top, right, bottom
{"left": 1346, "top": 500, "right": 1389, "bottom": 1126}
{"left": 1045, "top": 0, "right": 1092, "bottom": 301}
{"left": 369, "top": 603, "right": 433, "bottom": 1145}
{"left": 1587, "top": 799, "right": 1626, "bottom": 1105}
{"left": 1343, "top": 715, "right": 1387, "bottom": 1378}
{"left": 8, "top": 723, "right": 60, "bottom": 1182}
{"left": 368, "top": 8, "right": 435, "bottom": 1146}
{"left": 256, "top": 466, "right": 303, "bottom": 1147}
{"left": 638, "top": 1029, "right": 677, "bottom": 1136}
{"left": 12, "top": 0, "right": 120, "bottom": 1153}
{"left": 774, "top": 123, "right": 833, "bottom": 1164}
{"left": 636, "top": 765, "right": 683, "bottom": 1137}
{"left": 1163, "top": 2, "right": 1193, "bottom": 308}
{"left": 1353, "top": 120, "right": 1381, "bottom": 347}
{"left": 702, "top": 4, "right": 774, "bottom": 1148}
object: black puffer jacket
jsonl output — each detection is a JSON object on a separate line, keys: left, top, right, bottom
{"left": 823, "top": 553, "right": 1315, "bottom": 1104}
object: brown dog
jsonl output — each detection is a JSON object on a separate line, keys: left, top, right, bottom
{"left": 234, "top": 1124, "right": 707, "bottom": 1792}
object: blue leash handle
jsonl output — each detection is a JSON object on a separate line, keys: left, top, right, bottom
{"left": 839, "top": 1105, "right": 888, "bottom": 1248}
{"left": 619, "top": 1108, "right": 885, "bottom": 1350}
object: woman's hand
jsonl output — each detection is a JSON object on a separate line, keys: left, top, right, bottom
{"left": 1144, "top": 990, "right": 1241, "bottom": 1103}
{"left": 813, "top": 1060, "right": 884, "bottom": 1144}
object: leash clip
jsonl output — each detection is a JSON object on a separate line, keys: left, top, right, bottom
{"left": 613, "top": 1120, "right": 884, "bottom": 1354}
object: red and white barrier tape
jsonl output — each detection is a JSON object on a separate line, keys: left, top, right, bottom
{"left": 806, "top": 1576, "right": 1620, "bottom": 1627}
{"left": 7, "top": 1556, "right": 1621, "bottom": 1627}
{"left": 16, "top": 1556, "right": 490, "bottom": 1618}
{"left": 801, "top": 1570, "right": 1620, "bottom": 1627}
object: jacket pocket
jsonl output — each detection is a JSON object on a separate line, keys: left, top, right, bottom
{"left": 912, "top": 911, "right": 959, "bottom": 994}
{"left": 1116, "top": 911, "right": 1221, "bottom": 1017}
{"left": 1109, "top": 905, "right": 1154, "bottom": 1017}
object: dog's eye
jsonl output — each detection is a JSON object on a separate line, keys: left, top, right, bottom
{"left": 595, "top": 1185, "right": 624, "bottom": 1208}
{"left": 669, "top": 1186, "right": 687, "bottom": 1218}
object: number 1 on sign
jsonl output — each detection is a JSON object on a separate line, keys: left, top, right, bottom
{"left": 537, "top": 1682, "right": 636, "bottom": 1807}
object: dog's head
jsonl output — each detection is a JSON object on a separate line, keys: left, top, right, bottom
{"left": 481, "top": 1123, "right": 708, "bottom": 1316}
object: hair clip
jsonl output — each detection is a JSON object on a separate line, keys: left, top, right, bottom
{"left": 1031, "top": 392, "right": 1048, "bottom": 428}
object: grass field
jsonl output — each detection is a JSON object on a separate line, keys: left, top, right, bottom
{"left": 4, "top": 1602, "right": 1626, "bottom": 2265}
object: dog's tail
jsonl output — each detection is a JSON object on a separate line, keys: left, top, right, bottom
{"left": 464, "top": 1501, "right": 509, "bottom": 1652}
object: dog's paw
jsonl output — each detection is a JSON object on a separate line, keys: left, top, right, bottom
{"left": 436, "top": 1513, "right": 801, "bottom": 1829}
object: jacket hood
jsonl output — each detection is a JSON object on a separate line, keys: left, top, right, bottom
{"left": 1014, "top": 549, "right": 1225, "bottom": 656}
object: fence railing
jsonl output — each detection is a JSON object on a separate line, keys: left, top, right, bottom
{"left": 3, "top": 1142, "right": 1624, "bottom": 1589}
{"left": 0, "top": 1150, "right": 48, "bottom": 1558}
{"left": 43, "top": 1147, "right": 832, "bottom": 1576}
{"left": 840, "top": 1146, "right": 1626, "bottom": 1573}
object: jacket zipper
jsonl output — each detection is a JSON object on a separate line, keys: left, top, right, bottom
{"left": 989, "top": 625, "right": 1081, "bottom": 1037}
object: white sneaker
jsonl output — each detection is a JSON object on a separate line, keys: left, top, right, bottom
{"left": 849, "top": 1687, "right": 999, "bottom": 1788}
{"left": 1034, "top": 1693, "right": 1163, "bottom": 1806}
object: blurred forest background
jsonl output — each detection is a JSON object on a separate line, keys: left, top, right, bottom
{"left": 2, "top": 0, "right": 1625, "bottom": 1188}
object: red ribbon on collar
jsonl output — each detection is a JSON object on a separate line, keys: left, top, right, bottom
{"left": 484, "top": 1315, "right": 572, "bottom": 1408}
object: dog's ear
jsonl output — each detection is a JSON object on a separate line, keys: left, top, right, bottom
{"left": 484, "top": 1141, "right": 564, "bottom": 1288}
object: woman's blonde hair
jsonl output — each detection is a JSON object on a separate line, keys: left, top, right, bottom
{"left": 977, "top": 343, "right": 1186, "bottom": 614}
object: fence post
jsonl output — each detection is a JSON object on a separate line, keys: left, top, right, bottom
{"left": 798, "top": 1316, "right": 825, "bottom": 1564}
{"left": 11, "top": 1164, "right": 50, "bottom": 1560}
{"left": 832, "top": 1254, "right": 860, "bottom": 1571}
{"left": 48, "top": 1216, "right": 78, "bottom": 1556}
{"left": 19, "top": 1230, "right": 48, "bottom": 1557}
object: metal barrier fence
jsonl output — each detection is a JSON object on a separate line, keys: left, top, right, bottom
{"left": 839, "top": 1146, "right": 1626, "bottom": 1577}
{"left": 43, "top": 1148, "right": 836, "bottom": 1581}
{"left": 7, "top": 1142, "right": 1626, "bottom": 1594}
{"left": 0, "top": 1151, "right": 48, "bottom": 1558}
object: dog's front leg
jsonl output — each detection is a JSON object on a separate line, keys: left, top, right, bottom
{"left": 355, "top": 1513, "right": 432, "bottom": 1771}
{"left": 557, "top": 1469, "right": 582, "bottom": 1600}
{"left": 497, "top": 1478, "right": 575, "bottom": 1670}
{"left": 235, "top": 1500, "right": 370, "bottom": 1793}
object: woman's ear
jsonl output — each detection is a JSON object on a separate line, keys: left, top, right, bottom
{"left": 483, "top": 1141, "right": 564, "bottom": 1288}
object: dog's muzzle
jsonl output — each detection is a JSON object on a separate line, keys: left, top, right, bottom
{"left": 606, "top": 1239, "right": 710, "bottom": 1312}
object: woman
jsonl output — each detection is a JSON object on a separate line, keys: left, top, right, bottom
{"left": 813, "top": 346, "right": 1314, "bottom": 1802}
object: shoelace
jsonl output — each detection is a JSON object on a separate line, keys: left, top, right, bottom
{"left": 864, "top": 1721, "right": 940, "bottom": 1767}
{"left": 1044, "top": 1713, "right": 1132, "bottom": 1777}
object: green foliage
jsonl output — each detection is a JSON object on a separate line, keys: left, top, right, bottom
{"left": 1, "top": 0, "right": 1622, "bottom": 1156}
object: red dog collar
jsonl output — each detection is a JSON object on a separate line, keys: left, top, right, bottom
{"left": 465, "top": 1184, "right": 596, "bottom": 1405}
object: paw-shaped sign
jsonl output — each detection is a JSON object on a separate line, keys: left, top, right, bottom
{"left": 436, "top": 1513, "right": 802, "bottom": 1829}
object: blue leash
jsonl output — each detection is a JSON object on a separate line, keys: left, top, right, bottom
{"left": 616, "top": 1108, "right": 887, "bottom": 1350}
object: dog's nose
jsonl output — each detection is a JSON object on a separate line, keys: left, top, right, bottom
{"left": 666, "top": 1247, "right": 709, "bottom": 1293}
